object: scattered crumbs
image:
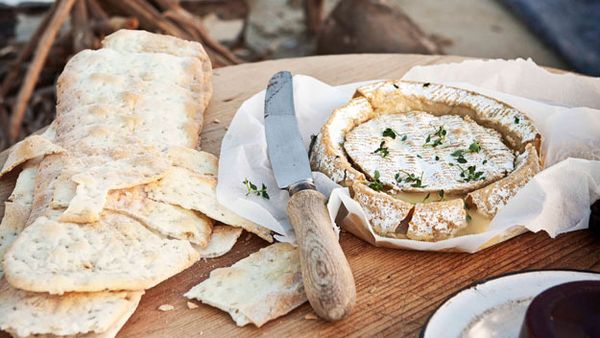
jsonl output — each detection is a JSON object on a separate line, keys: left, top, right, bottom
{"left": 187, "top": 301, "right": 199, "bottom": 309}
{"left": 213, "top": 118, "right": 221, "bottom": 124}
{"left": 305, "top": 313, "right": 318, "bottom": 320}
{"left": 369, "top": 286, "right": 377, "bottom": 294}
{"left": 158, "top": 304, "right": 175, "bottom": 312}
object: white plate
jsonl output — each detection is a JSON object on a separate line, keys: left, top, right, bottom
{"left": 421, "top": 270, "right": 600, "bottom": 338}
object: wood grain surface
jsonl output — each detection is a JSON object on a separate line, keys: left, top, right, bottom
{"left": 0, "top": 54, "right": 598, "bottom": 338}
{"left": 288, "top": 189, "right": 356, "bottom": 321}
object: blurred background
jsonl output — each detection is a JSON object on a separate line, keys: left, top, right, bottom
{"left": 0, "top": 0, "right": 598, "bottom": 149}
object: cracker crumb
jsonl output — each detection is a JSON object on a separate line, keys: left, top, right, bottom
{"left": 158, "top": 304, "right": 175, "bottom": 312}
{"left": 187, "top": 301, "right": 199, "bottom": 309}
{"left": 304, "top": 313, "right": 318, "bottom": 320}
{"left": 213, "top": 118, "right": 221, "bottom": 124}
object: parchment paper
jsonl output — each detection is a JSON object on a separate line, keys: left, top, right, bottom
{"left": 217, "top": 58, "right": 600, "bottom": 252}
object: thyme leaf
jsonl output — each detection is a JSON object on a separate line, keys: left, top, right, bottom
{"left": 243, "top": 179, "right": 270, "bottom": 199}
{"left": 382, "top": 128, "right": 397, "bottom": 139}
{"left": 372, "top": 141, "right": 390, "bottom": 158}
{"left": 395, "top": 170, "right": 427, "bottom": 188}
{"left": 368, "top": 170, "right": 385, "bottom": 192}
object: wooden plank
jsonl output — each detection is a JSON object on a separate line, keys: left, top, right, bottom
{"left": 0, "top": 54, "right": 597, "bottom": 338}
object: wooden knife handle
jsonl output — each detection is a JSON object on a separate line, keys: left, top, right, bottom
{"left": 287, "top": 188, "right": 356, "bottom": 321}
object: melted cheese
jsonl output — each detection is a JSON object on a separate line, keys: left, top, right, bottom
{"left": 344, "top": 112, "right": 515, "bottom": 194}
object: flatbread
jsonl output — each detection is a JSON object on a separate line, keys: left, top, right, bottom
{"left": 145, "top": 167, "right": 272, "bottom": 242}
{"left": 195, "top": 225, "right": 242, "bottom": 258}
{"left": 167, "top": 146, "right": 218, "bottom": 176}
{"left": 0, "top": 163, "right": 38, "bottom": 277}
{"left": 58, "top": 143, "right": 171, "bottom": 224}
{"left": 0, "top": 135, "right": 64, "bottom": 178}
{"left": 0, "top": 278, "right": 142, "bottom": 338}
{"left": 106, "top": 186, "right": 213, "bottom": 247}
{"left": 3, "top": 211, "right": 199, "bottom": 294}
{"left": 185, "top": 243, "right": 306, "bottom": 327}
{"left": 101, "top": 29, "right": 212, "bottom": 109}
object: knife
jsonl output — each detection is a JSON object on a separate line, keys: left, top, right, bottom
{"left": 264, "top": 71, "right": 356, "bottom": 321}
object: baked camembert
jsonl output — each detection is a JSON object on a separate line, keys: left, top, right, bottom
{"left": 310, "top": 81, "right": 542, "bottom": 242}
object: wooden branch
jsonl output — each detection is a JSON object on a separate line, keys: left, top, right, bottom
{"left": 8, "top": 0, "right": 78, "bottom": 142}
{"left": 86, "top": 0, "right": 109, "bottom": 20}
{"left": 102, "top": 0, "right": 190, "bottom": 39}
{"left": 163, "top": 7, "right": 242, "bottom": 65}
{"left": 0, "top": 3, "right": 55, "bottom": 100}
{"left": 91, "top": 17, "right": 140, "bottom": 36}
{"left": 72, "top": 0, "right": 94, "bottom": 52}
{"left": 304, "top": 0, "right": 324, "bottom": 35}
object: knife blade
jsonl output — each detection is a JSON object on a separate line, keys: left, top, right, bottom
{"left": 264, "top": 71, "right": 313, "bottom": 192}
{"left": 264, "top": 71, "right": 356, "bottom": 321}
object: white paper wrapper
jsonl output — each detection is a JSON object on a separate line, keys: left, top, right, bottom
{"left": 217, "top": 58, "right": 600, "bottom": 252}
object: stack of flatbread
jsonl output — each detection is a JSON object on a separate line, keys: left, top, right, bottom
{"left": 0, "top": 29, "right": 281, "bottom": 337}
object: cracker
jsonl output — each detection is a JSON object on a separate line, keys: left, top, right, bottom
{"left": 167, "top": 146, "right": 218, "bottom": 176}
{"left": 3, "top": 211, "right": 199, "bottom": 294}
{"left": 106, "top": 186, "right": 213, "bottom": 247}
{"left": 145, "top": 167, "right": 272, "bottom": 242}
{"left": 0, "top": 135, "right": 64, "bottom": 178}
{"left": 0, "top": 278, "right": 142, "bottom": 338}
{"left": 0, "top": 164, "right": 38, "bottom": 277}
{"left": 58, "top": 144, "right": 171, "bottom": 224}
{"left": 195, "top": 225, "right": 242, "bottom": 258}
{"left": 185, "top": 243, "right": 306, "bottom": 327}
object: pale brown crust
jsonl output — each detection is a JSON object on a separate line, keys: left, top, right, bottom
{"left": 466, "top": 144, "right": 542, "bottom": 217}
{"left": 351, "top": 182, "right": 412, "bottom": 235}
{"left": 311, "top": 80, "right": 543, "bottom": 242}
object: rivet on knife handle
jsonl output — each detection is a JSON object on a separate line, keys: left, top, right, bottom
{"left": 287, "top": 188, "right": 356, "bottom": 321}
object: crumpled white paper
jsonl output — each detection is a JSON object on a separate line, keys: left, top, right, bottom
{"left": 217, "top": 58, "right": 600, "bottom": 252}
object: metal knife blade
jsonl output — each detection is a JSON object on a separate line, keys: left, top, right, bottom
{"left": 264, "top": 71, "right": 313, "bottom": 190}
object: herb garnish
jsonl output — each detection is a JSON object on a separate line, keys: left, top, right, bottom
{"left": 423, "top": 82, "right": 431, "bottom": 87}
{"left": 466, "top": 214, "right": 472, "bottom": 222}
{"left": 382, "top": 128, "right": 397, "bottom": 139}
{"left": 435, "top": 155, "right": 440, "bottom": 161}
{"left": 401, "top": 135, "right": 408, "bottom": 141}
{"left": 372, "top": 141, "right": 390, "bottom": 158}
{"left": 438, "top": 190, "right": 445, "bottom": 200}
{"left": 423, "top": 192, "right": 431, "bottom": 202}
{"left": 393, "top": 83, "right": 399, "bottom": 89}
{"left": 395, "top": 170, "right": 427, "bottom": 188}
{"left": 457, "top": 165, "right": 485, "bottom": 182}
{"left": 423, "top": 126, "right": 447, "bottom": 148}
{"left": 243, "top": 179, "right": 269, "bottom": 199}
{"left": 514, "top": 116, "right": 520, "bottom": 124}
{"left": 451, "top": 140, "right": 481, "bottom": 163}
{"left": 368, "top": 170, "right": 385, "bottom": 192}
{"left": 416, "top": 154, "right": 422, "bottom": 159}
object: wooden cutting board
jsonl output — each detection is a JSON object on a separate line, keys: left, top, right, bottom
{"left": 1, "top": 54, "right": 599, "bottom": 338}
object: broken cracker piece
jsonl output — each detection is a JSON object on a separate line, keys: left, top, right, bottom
{"left": 185, "top": 243, "right": 306, "bottom": 327}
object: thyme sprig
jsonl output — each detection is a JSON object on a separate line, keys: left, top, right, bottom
{"left": 368, "top": 170, "right": 385, "bottom": 192}
{"left": 243, "top": 179, "right": 270, "bottom": 199}
{"left": 451, "top": 140, "right": 482, "bottom": 163}
{"left": 456, "top": 164, "right": 485, "bottom": 183}
{"left": 372, "top": 141, "right": 390, "bottom": 158}
{"left": 395, "top": 170, "right": 427, "bottom": 188}
{"left": 423, "top": 126, "right": 447, "bottom": 148}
